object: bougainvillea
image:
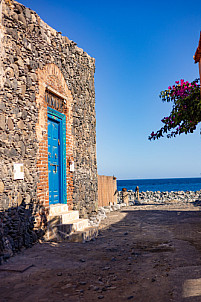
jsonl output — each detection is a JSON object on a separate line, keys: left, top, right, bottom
{"left": 149, "top": 78, "right": 201, "bottom": 140}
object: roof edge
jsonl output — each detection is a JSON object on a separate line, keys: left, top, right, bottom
{"left": 194, "top": 32, "right": 201, "bottom": 63}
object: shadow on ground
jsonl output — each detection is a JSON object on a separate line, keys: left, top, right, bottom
{"left": 0, "top": 203, "right": 201, "bottom": 302}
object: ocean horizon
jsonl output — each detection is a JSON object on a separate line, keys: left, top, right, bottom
{"left": 117, "top": 177, "right": 201, "bottom": 192}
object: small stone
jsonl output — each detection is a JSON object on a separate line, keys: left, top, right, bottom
{"left": 0, "top": 181, "right": 4, "bottom": 193}
{"left": 7, "top": 118, "right": 14, "bottom": 130}
{"left": 98, "top": 296, "right": 104, "bottom": 299}
{"left": 5, "top": 79, "right": 12, "bottom": 89}
{"left": 9, "top": 147, "right": 17, "bottom": 157}
{"left": 79, "top": 259, "right": 86, "bottom": 262}
{"left": 102, "top": 266, "right": 110, "bottom": 271}
{"left": 17, "top": 120, "right": 25, "bottom": 129}
{"left": 5, "top": 67, "right": 14, "bottom": 77}
{"left": 14, "top": 3, "right": 23, "bottom": 14}
{"left": 0, "top": 114, "right": 5, "bottom": 130}
{"left": 12, "top": 79, "right": 18, "bottom": 91}
{"left": 19, "top": 141, "right": 25, "bottom": 156}
{"left": 0, "top": 102, "right": 5, "bottom": 111}
{"left": 6, "top": 28, "right": 18, "bottom": 40}
{"left": 93, "top": 286, "right": 99, "bottom": 291}
{"left": 26, "top": 76, "right": 32, "bottom": 88}
{"left": 24, "top": 8, "right": 31, "bottom": 19}
{"left": 127, "top": 296, "right": 134, "bottom": 300}
{"left": 16, "top": 57, "right": 24, "bottom": 68}
{"left": 20, "top": 84, "right": 26, "bottom": 97}
{"left": 57, "top": 272, "right": 62, "bottom": 276}
{"left": 31, "top": 13, "right": 36, "bottom": 23}
{"left": 79, "top": 281, "right": 87, "bottom": 285}
{"left": 18, "top": 13, "right": 26, "bottom": 26}
{"left": 17, "top": 192, "right": 23, "bottom": 205}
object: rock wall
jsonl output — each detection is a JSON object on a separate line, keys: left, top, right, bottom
{"left": 0, "top": 0, "right": 97, "bottom": 218}
{"left": 0, "top": 199, "right": 39, "bottom": 264}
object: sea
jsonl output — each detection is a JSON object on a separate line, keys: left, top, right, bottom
{"left": 117, "top": 178, "right": 201, "bottom": 193}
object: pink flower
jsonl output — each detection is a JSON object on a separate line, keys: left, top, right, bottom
{"left": 175, "top": 81, "right": 179, "bottom": 84}
{"left": 168, "top": 86, "right": 171, "bottom": 89}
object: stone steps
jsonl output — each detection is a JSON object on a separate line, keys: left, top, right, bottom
{"left": 47, "top": 225, "right": 98, "bottom": 243}
{"left": 49, "top": 210, "right": 80, "bottom": 224}
{"left": 45, "top": 204, "right": 98, "bottom": 243}
{"left": 49, "top": 204, "right": 69, "bottom": 216}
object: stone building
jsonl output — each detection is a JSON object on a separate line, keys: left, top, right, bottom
{"left": 0, "top": 0, "right": 98, "bottom": 249}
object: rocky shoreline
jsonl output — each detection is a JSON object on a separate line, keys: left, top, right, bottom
{"left": 89, "top": 190, "right": 201, "bottom": 228}
{"left": 117, "top": 190, "right": 201, "bottom": 204}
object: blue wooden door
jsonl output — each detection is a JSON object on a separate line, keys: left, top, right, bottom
{"left": 48, "top": 117, "right": 61, "bottom": 205}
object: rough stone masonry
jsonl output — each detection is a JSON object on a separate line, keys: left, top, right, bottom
{"left": 0, "top": 0, "right": 98, "bottom": 259}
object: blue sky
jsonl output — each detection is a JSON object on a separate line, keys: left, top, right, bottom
{"left": 19, "top": 0, "right": 201, "bottom": 179}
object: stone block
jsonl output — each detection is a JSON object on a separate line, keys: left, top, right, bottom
{"left": 0, "top": 102, "right": 5, "bottom": 111}
{"left": 7, "top": 118, "right": 14, "bottom": 130}
{"left": 17, "top": 120, "right": 25, "bottom": 129}
{"left": 18, "top": 13, "right": 26, "bottom": 26}
{"left": 24, "top": 8, "right": 31, "bottom": 19}
{"left": 0, "top": 181, "right": 4, "bottom": 193}
{"left": 0, "top": 114, "right": 5, "bottom": 130}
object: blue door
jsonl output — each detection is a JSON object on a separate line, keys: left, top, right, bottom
{"left": 48, "top": 116, "right": 61, "bottom": 205}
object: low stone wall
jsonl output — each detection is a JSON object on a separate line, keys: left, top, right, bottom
{"left": 117, "top": 190, "right": 201, "bottom": 204}
{"left": 98, "top": 175, "right": 117, "bottom": 207}
{"left": 0, "top": 199, "right": 41, "bottom": 264}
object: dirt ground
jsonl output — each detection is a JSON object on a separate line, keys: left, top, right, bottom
{"left": 1, "top": 202, "right": 201, "bottom": 302}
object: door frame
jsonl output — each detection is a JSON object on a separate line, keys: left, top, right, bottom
{"left": 47, "top": 107, "right": 67, "bottom": 205}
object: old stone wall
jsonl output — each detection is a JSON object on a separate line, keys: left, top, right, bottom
{"left": 98, "top": 175, "right": 117, "bottom": 207}
{"left": 0, "top": 0, "right": 97, "bottom": 219}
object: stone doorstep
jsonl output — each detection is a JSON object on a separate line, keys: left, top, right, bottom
{"left": 49, "top": 204, "right": 69, "bottom": 216}
{"left": 45, "top": 223, "right": 98, "bottom": 243}
{"left": 49, "top": 210, "right": 80, "bottom": 224}
{"left": 49, "top": 218, "right": 89, "bottom": 233}
{"left": 55, "top": 227, "right": 99, "bottom": 243}
{"left": 66, "top": 227, "right": 99, "bottom": 243}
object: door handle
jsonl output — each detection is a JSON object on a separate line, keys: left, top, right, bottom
{"left": 50, "top": 163, "right": 59, "bottom": 173}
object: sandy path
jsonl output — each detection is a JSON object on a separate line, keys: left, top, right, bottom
{"left": 0, "top": 202, "right": 201, "bottom": 302}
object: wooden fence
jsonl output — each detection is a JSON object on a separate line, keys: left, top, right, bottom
{"left": 98, "top": 175, "right": 117, "bottom": 207}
